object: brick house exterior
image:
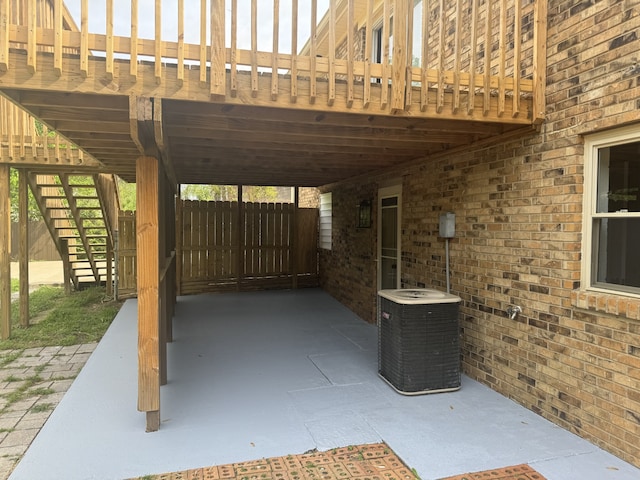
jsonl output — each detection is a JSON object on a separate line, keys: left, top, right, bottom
{"left": 316, "top": 0, "right": 640, "bottom": 468}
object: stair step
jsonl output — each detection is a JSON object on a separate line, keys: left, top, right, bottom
{"left": 36, "top": 183, "right": 62, "bottom": 188}
{"left": 59, "top": 234, "right": 108, "bottom": 238}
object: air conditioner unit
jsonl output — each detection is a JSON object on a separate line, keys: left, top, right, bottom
{"left": 378, "top": 289, "right": 461, "bottom": 395}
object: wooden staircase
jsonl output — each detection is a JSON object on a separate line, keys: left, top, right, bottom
{"left": 28, "top": 173, "right": 119, "bottom": 291}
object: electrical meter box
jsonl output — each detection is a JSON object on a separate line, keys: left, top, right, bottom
{"left": 439, "top": 212, "right": 455, "bottom": 238}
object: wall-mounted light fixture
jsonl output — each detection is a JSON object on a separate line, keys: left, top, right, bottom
{"left": 357, "top": 200, "right": 372, "bottom": 228}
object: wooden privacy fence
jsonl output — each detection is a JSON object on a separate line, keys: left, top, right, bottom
{"left": 117, "top": 210, "right": 137, "bottom": 298}
{"left": 10, "top": 220, "right": 60, "bottom": 261}
{"left": 117, "top": 200, "right": 318, "bottom": 297}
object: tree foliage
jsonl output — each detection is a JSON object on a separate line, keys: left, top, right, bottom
{"left": 9, "top": 169, "right": 41, "bottom": 222}
{"left": 181, "top": 185, "right": 279, "bottom": 203}
{"left": 116, "top": 177, "right": 137, "bottom": 211}
{"left": 115, "top": 182, "right": 282, "bottom": 212}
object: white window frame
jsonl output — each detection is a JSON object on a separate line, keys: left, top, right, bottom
{"left": 582, "top": 124, "right": 640, "bottom": 297}
{"left": 319, "top": 192, "right": 332, "bottom": 250}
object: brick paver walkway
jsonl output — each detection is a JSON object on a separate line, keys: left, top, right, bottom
{"left": 0, "top": 343, "right": 97, "bottom": 480}
{"left": 128, "top": 443, "right": 417, "bottom": 480}
{"left": 127, "top": 443, "right": 547, "bottom": 480}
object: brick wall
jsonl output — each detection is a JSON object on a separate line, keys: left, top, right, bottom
{"left": 299, "top": 187, "right": 320, "bottom": 208}
{"left": 319, "top": 0, "right": 640, "bottom": 467}
{"left": 319, "top": 182, "right": 378, "bottom": 323}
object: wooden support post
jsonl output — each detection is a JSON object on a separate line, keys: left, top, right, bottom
{"left": 292, "top": 187, "right": 299, "bottom": 289}
{"left": 176, "top": 191, "right": 182, "bottom": 296}
{"left": 19, "top": 170, "right": 29, "bottom": 328}
{"left": 237, "top": 185, "right": 243, "bottom": 291}
{"left": 106, "top": 240, "right": 113, "bottom": 297}
{"left": 533, "top": 0, "right": 548, "bottom": 124}
{"left": 158, "top": 164, "right": 167, "bottom": 387}
{"left": 166, "top": 187, "right": 176, "bottom": 342}
{"left": 0, "top": 165, "right": 11, "bottom": 340}
{"left": 136, "top": 156, "right": 161, "bottom": 433}
{"left": 60, "top": 239, "right": 72, "bottom": 294}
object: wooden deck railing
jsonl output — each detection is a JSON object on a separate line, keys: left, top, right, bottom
{"left": 0, "top": 0, "right": 546, "bottom": 122}
{"left": 0, "top": 95, "right": 100, "bottom": 166}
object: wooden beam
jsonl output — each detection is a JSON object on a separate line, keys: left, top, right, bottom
{"left": 136, "top": 155, "right": 160, "bottom": 432}
{"left": 129, "top": 95, "right": 156, "bottom": 156}
{"left": 0, "top": 165, "right": 11, "bottom": 339}
{"left": 0, "top": 52, "right": 533, "bottom": 124}
{"left": 19, "top": 170, "right": 29, "bottom": 328}
{"left": 152, "top": 98, "right": 178, "bottom": 192}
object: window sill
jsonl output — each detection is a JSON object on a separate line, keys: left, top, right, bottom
{"left": 571, "top": 289, "right": 640, "bottom": 320}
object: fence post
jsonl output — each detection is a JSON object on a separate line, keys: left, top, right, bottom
{"left": 19, "top": 169, "right": 29, "bottom": 328}
{"left": 60, "top": 239, "right": 72, "bottom": 294}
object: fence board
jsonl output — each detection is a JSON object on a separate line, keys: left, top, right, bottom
{"left": 10, "top": 220, "right": 59, "bottom": 262}
{"left": 117, "top": 211, "right": 137, "bottom": 297}
{"left": 117, "top": 201, "right": 318, "bottom": 296}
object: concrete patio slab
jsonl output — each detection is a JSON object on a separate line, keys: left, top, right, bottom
{"left": 8, "top": 289, "right": 640, "bottom": 480}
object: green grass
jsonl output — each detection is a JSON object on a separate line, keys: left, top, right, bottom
{"left": 1, "top": 286, "right": 122, "bottom": 350}
{"left": 10, "top": 279, "right": 19, "bottom": 293}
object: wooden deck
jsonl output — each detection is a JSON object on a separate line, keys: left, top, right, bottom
{"left": 0, "top": 0, "right": 547, "bottom": 186}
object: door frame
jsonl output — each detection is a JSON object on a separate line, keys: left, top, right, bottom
{"left": 377, "top": 184, "right": 402, "bottom": 291}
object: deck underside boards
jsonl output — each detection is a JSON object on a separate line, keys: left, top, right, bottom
{"left": 1, "top": 50, "right": 535, "bottom": 186}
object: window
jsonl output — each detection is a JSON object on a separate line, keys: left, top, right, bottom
{"left": 583, "top": 126, "right": 640, "bottom": 295}
{"left": 319, "top": 192, "right": 332, "bottom": 250}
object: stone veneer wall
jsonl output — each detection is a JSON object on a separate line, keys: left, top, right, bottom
{"left": 318, "top": 0, "right": 640, "bottom": 467}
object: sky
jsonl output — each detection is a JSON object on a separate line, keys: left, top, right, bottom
{"left": 64, "top": 0, "right": 331, "bottom": 55}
